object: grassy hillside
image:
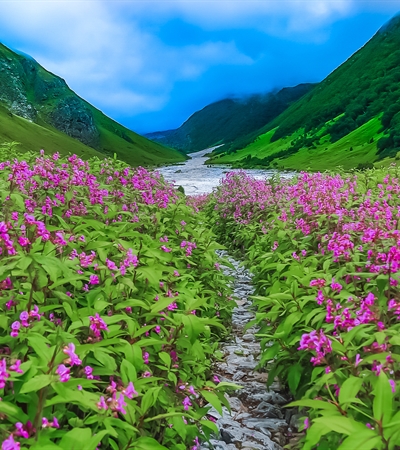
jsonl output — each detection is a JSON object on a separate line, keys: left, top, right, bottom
{"left": 210, "top": 14, "right": 400, "bottom": 170}
{"left": 146, "top": 84, "right": 314, "bottom": 153}
{"left": 0, "top": 103, "right": 103, "bottom": 158}
{"left": 0, "top": 43, "right": 186, "bottom": 166}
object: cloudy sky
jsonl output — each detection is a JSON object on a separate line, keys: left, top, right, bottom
{"left": 0, "top": 1, "right": 399, "bottom": 133}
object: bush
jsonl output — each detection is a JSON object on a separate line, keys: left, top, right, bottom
{"left": 203, "top": 168, "right": 400, "bottom": 449}
{"left": 0, "top": 151, "right": 237, "bottom": 449}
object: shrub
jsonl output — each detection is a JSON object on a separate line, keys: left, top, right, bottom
{"left": 0, "top": 151, "right": 237, "bottom": 449}
{"left": 203, "top": 168, "right": 400, "bottom": 449}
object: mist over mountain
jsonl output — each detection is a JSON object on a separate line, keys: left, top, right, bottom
{"left": 145, "top": 83, "right": 314, "bottom": 153}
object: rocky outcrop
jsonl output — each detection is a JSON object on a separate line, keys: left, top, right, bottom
{"left": 0, "top": 56, "right": 38, "bottom": 121}
{"left": 49, "top": 97, "right": 100, "bottom": 148}
{"left": 0, "top": 44, "right": 100, "bottom": 148}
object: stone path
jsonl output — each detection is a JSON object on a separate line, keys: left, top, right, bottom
{"left": 201, "top": 252, "right": 295, "bottom": 450}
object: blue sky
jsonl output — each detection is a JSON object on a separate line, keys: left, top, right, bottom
{"left": 0, "top": 1, "right": 399, "bottom": 133}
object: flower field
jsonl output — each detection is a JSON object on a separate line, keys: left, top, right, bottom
{"left": 204, "top": 169, "right": 400, "bottom": 450}
{"left": 0, "top": 151, "right": 237, "bottom": 450}
{"left": 3, "top": 149, "right": 400, "bottom": 450}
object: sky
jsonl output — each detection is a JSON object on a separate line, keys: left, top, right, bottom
{"left": 0, "top": 1, "right": 399, "bottom": 134}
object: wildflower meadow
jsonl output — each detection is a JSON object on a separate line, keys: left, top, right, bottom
{"left": 0, "top": 151, "right": 237, "bottom": 450}
{"left": 2, "top": 148, "right": 400, "bottom": 450}
{"left": 203, "top": 169, "right": 400, "bottom": 449}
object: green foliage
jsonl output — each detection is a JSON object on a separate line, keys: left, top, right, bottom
{"left": 0, "top": 151, "right": 236, "bottom": 449}
{"left": 203, "top": 167, "right": 400, "bottom": 449}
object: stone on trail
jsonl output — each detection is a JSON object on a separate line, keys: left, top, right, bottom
{"left": 201, "top": 251, "right": 292, "bottom": 450}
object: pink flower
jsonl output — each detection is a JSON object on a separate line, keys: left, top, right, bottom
{"left": 298, "top": 330, "right": 332, "bottom": 365}
{"left": 89, "top": 274, "right": 100, "bottom": 285}
{"left": 84, "top": 366, "right": 94, "bottom": 380}
{"left": 63, "top": 343, "right": 82, "bottom": 367}
{"left": 123, "top": 382, "right": 138, "bottom": 399}
{"left": 182, "top": 396, "right": 192, "bottom": 410}
{"left": 115, "top": 393, "right": 127, "bottom": 415}
{"left": 389, "top": 379, "right": 396, "bottom": 393}
{"left": 10, "top": 321, "right": 20, "bottom": 338}
{"left": 213, "top": 375, "right": 220, "bottom": 383}
{"left": 15, "top": 421, "right": 30, "bottom": 438}
{"left": 56, "top": 364, "right": 70, "bottom": 382}
{"left": 304, "top": 417, "right": 310, "bottom": 430}
{"left": 18, "top": 236, "right": 30, "bottom": 247}
{"left": 89, "top": 313, "right": 108, "bottom": 338}
{"left": 310, "top": 279, "right": 326, "bottom": 288}
{"left": 355, "top": 354, "right": 363, "bottom": 367}
{"left": 0, "top": 358, "right": 10, "bottom": 388}
{"left": 97, "top": 396, "right": 108, "bottom": 411}
{"left": 1, "top": 434, "right": 20, "bottom": 450}
{"left": 42, "top": 417, "right": 59, "bottom": 428}
{"left": 9, "top": 360, "right": 23, "bottom": 374}
{"left": 188, "top": 386, "right": 198, "bottom": 397}
{"left": 105, "top": 259, "right": 118, "bottom": 271}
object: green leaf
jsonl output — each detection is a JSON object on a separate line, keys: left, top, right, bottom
{"left": 303, "top": 422, "right": 331, "bottom": 450}
{"left": 120, "top": 359, "right": 137, "bottom": 384}
{"left": 313, "top": 416, "right": 366, "bottom": 436}
{"left": 59, "top": 428, "right": 92, "bottom": 450}
{"left": 373, "top": 372, "right": 393, "bottom": 423}
{"left": 339, "top": 376, "right": 364, "bottom": 406}
{"left": 27, "top": 335, "right": 53, "bottom": 363}
{"left": 288, "top": 363, "right": 303, "bottom": 394}
{"left": 49, "top": 275, "right": 86, "bottom": 290}
{"left": 287, "top": 399, "right": 338, "bottom": 411}
{"left": 338, "top": 432, "right": 382, "bottom": 450}
{"left": 159, "top": 352, "right": 171, "bottom": 368}
{"left": 86, "top": 430, "right": 110, "bottom": 450}
{"left": 93, "top": 349, "right": 117, "bottom": 371}
{"left": 20, "top": 374, "right": 52, "bottom": 394}
{"left": 202, "top": 390, "right": 222, "bottom": 415}
{"left": 0, "top": 401, "right": 28, "bottom": 422}
{"left": 133, "top": 437, "right": 168, "bottom": 450}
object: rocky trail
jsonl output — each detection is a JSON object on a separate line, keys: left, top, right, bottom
{"left": 201, "top": 252, "right": 298, "bottom": 450}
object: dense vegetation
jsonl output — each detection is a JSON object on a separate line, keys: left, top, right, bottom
{"left": 145, "top": 84, "right": 314, "bottom": 153}
{"left": 0, "top": 43, "right": 185, "bottom": 166}
{"left": 202, "top": 168, "right": 400, "bottom": 449}
{"left": 0, "top": 151, "right": 239, "bottom": 450}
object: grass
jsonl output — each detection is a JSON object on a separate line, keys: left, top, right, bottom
{"left": 0, "top": 42, "right": 187, "bottom": 166}
{"left": 210, "top": 116, "right": 390, "bottom": 171}
{"left": 0, "top": 104, "right": 103, "bottom": 159}
{"left": 278, "top": 116, "right": 384, "bottom": 170}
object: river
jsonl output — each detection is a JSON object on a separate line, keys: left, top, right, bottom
{"left": 158, "top": 147, "right": 294, "bottom": 196}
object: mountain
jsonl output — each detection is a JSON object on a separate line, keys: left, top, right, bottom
{"left": 145, "top": 84, "right": 315, "bottom": 153}
{"left": 208, "top": 14, "right": 400, "bottom": 170}
{"left": 0, "top": 43, "right": 186, "bottom": 166}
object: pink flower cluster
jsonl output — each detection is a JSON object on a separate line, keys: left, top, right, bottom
{"left": 298, "top": 330, "right": 332, "bottom": 365}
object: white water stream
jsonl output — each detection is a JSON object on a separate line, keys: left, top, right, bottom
{"left": 158, "top": 147, "right": 294, "bottom": 196}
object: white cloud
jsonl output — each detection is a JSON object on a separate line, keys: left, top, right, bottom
{"left": 0, "top": 0, "right": 254, "bottom": 117}
{"left": 0, "top": 0, "right": 396, "bottom": 128}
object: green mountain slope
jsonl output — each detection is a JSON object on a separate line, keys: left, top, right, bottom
{"left": 210, "top": 14, "right": 400, "bottom": 170}
{"left": 0, "top": 43, "right": 186, "bottom": 165}
{"left": 145, "top": 84, "right": 314, "bottom": 153}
